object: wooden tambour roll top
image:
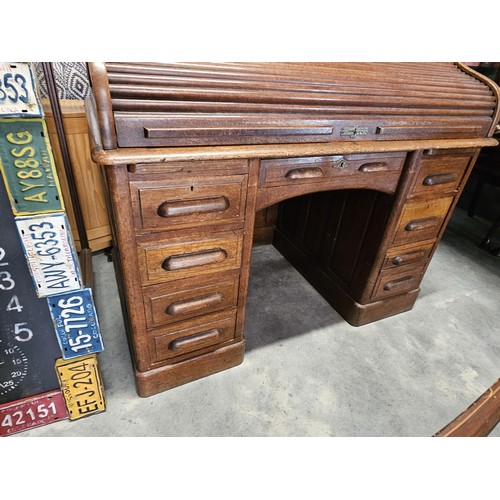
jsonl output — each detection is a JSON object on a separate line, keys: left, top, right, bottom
{"left": 88, "top": 62, "right": 500, "bottom": 150}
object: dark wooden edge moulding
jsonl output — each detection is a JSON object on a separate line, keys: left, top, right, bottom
{"left": 434, "top": 378, "right": 500, "bottom": 437}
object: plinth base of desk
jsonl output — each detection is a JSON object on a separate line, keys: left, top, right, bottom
{"left": 134, "top": 340, "right": 245, "bottom": 397}
{"left": 341, "top": 289, "right": 421, "bottom": 326}
{"left": 303, "top": 270, "right": 421, "bottom": 327}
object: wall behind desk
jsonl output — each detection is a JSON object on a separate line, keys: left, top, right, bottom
{"left": 42, "top": 99, "right": 112, "bottom": 252}
{"left": 30, "top": 63, "right": 111, "bottom": 252}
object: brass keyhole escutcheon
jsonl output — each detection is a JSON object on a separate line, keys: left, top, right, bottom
{"left": 333, "top": 159, "right": 349, "bottom": 170}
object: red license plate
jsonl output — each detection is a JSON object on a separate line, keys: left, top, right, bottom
{"left": 0, "top": 390, "right": 68, "bottom": 436}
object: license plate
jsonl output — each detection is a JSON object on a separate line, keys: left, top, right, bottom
{"left": 0, "top": 62, "right": 43, "bottom": 117}
{"left": 48, "top": 288, "right": 104, "bottom": 359}
{"left": 15, "top": 213, "right": 81, "bottom": 297}
{"left": 0, "top": 390, "right": 68, "bottom": 436}
{"left": 0, "top": 118, "right": 64, "bottom": 215}
{"left": 55, "top": 354, "right": 106, "bottom": 420}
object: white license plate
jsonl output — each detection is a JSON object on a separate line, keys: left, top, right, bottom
{"left": 15, "top": 213, "right": 82, "bottom": 297}
{"left": 0, "top": 63, "right": 43, "bottom": 117}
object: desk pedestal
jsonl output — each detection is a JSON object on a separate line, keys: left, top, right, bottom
{"left": 102, "top": 146, "right": 480, "bottom": 397}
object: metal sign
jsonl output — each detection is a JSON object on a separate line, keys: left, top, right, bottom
{"left": 0, "top": 180, "right": 62, "bottom": 405}
{"left": 0, "top": 390, "right": 68, "bottom": 436}
{"left": 0, "top": 62, "right": 43, "bottom": 117}
{"left": 48, "top": 288, "right": 104, "bottom": 359}
{"left": 15, "top": 213, "right": 81, "bottom": 297}
{"left": 55, "top": 354, "right": 106, "bottom": 420}
{"left": 0, "top": 118, "right": 64, "bottom": 215}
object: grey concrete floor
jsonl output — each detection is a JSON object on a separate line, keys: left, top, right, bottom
{"left": 16, "top": 207, "right": 500, "bottom": 437}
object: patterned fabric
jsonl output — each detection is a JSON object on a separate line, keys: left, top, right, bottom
{"left": 33, "top": 62, "right": 91, "bottom": 100}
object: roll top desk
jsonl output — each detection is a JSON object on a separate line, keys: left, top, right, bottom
{"left": 85, "top": 63, "right": 500, "bottom": 397}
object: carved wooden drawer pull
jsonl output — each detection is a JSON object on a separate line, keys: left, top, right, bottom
{"left": 165, "top": 292, "right": 224, "bottom": 316}
{"left": 285, "top": 167, "right": 324, "bottom": 179}
{"left": 358, "top": 162, "right": 390, "bottom": 172}
{"left": 157, "top": 196, "right": 229, "bottom": 217}
{"left": 391, "top": 250, "right": 426, "bottom": 266}
{"left": 405, "top": 217, "right": 439, "bottom": 232}
{"left": 423, "top": 172, "right": 458, "bottom": 186}
{"left": 383, "top": 275, "right": 418, "bottom": 292}
{"left": 168, "top": 328, "right": 221, "bottom": 352}
{"left": 162, "top": 248, "right": 227, "bottom": 271}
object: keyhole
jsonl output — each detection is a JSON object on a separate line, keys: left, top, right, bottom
{"left": 333, "top": 159, "right": 349, "bottom": 170}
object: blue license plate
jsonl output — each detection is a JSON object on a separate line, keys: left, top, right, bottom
{"left": 48, "top": 288, "right": 104, "bottom": 359}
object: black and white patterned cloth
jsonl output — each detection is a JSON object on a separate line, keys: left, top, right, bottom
{"left": 33, "top": 62, "right": 91, "bottom": 100}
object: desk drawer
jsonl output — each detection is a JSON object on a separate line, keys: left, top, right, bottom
{"left": 382, "top": 241, "right": 435, "bottom": 270}
{"left": 410, "top": 155, "right": 471, "bottom": 198}
{"left": 151, "top": 309, "right": 238, "bottom": 363}
{"left": 130, "top": 175, "right": 247, "bottom": 231}
{"left": 137, "top": 230, "right": 243, "bottom": 285}
{"left": 372, "top": 266, "right": 425, "bottom": 301}
{"left": 393, "top": 196, "right": 454, "bottom": 245}
{"left": 143, "top": 274, "right": 239, "bottom": 328}
{"left": 260, "top": 152, "right": 405, "bottom": 187}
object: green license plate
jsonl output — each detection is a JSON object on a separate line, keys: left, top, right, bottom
{"left": 0, "top": 118, "right": 64, "bottom": 215}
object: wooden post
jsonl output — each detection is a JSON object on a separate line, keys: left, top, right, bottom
{"left": 41, "top": 62, "right": 93, "bottom": 287}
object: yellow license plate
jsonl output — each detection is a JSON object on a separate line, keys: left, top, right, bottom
{"left": 55, "top": 354, "right": 106, "bottom": 420}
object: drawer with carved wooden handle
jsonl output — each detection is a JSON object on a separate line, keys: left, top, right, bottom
{"left": 129, "top": 175, "right": 248, "bottom": 231}
{"left": 393, "top": 196, "right": 454, "bottom": 245}
{"left": 143, "top": 273, "right": 239, "bottom": 328}
{"left": 372, "top": 266, "right": 426, "bottom": 301}
{"left": 410, "top": 154, "right": 472, "bottom": 198}
{"left": 382, "top": 240, "right": 435, "bottom": 270}
{"left": 150, "top": 309, "right": 238, "bottom": 363}
{"left": 260, "top": 152, "right": 406, "bottom": 188}
{"left": 137, "top": 230, "right": 243, "bottom": 285}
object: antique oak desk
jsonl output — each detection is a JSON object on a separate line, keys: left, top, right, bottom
{"left": 85, "top": 63, "right": 500, "bottom": 397}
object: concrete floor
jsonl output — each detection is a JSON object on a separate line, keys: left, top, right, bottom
{"left": 16, "top": 207, "right": 500, "bottom": 437}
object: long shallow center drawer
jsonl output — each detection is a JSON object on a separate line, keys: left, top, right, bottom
{"left": 259, "top": 152, "right": 406, "bottom": 191}
{"left": 137, "top": 230, "right": 243, "bottom": 286}
{"left": 130, "top": 174, "right": 248, "bottom": 231}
